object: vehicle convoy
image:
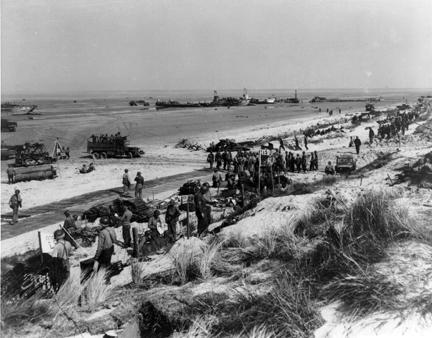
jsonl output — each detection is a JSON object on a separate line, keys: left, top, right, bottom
{"left": 335, "top": 153, "right": 357, "bottom": 174}
{"left": 87, "top": 134, "right": 144, "bottom": 159}
{"left": 7, "top": 143, "right": 57, "bottom": 183}
{"left": 1, "top": 119, "right": 17, "bottom": 132}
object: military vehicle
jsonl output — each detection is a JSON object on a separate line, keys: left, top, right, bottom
{"left": 335, "top": 153, "right": 357, "bottom": 175}
{"left": 7, "top": 143, "right": 57, "bottom": 183}
{"left": 1, "top": 119, "right": 17, "bottom": 132}
{"left": 87, "top": 134, "right": 144, "bottom": 159}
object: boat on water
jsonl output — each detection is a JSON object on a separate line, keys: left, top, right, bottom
{"left": 155, "top": 99, "right": 201, "bottom": 109}
{"left": 1, "top": 103, "right": 38, "bottom": 115}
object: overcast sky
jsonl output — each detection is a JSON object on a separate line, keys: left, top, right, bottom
{"left": 2, "top": 0, "right": 431, "bottom": 94}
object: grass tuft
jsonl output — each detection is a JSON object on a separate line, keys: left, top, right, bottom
{"left": 81, "top": 268, "right": 113, "bottom": 311}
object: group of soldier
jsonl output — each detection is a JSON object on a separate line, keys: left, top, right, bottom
{"left": 90, "top": 132, "right": 126, "bottom": 144}
{"left": 376, "top": 110, "right": 419, "bottom": 140}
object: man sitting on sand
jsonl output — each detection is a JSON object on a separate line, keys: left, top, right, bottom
{"left": 325, "top": 161, "right": 335, "bottom": 175}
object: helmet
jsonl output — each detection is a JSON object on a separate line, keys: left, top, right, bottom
{"left": 100, "top": 216, "right": 110, "bottom": 226}
{"left": 54, "top": 229, "right": 65, "bottom": 240}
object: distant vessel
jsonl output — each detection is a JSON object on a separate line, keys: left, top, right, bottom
{"left": 265, "top": 97, "right": 276, "bottom": 104}
{"left": 155, "top": 99, "right": 201, "bottom": 109}
{"left": 284, "top": 90, "right": 300, "bottom": 104}
{"left": 1, "top": 103, "right": 38, "bottom": 115}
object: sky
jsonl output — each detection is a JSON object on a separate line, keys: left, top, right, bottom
{"left": 1, "top": 0, "right": 432, "bottom": 95}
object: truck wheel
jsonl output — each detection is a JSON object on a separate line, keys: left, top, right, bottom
{"left": 128, "top": 152, "right": 133, "bottom": 158}
{"left": 101, "top": 152, "right": 107, "bottom": 159}
{"left": 93, "top": 153, "right": 100, "bottom": 160}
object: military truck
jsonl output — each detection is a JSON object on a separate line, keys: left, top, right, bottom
{"left": 87, "top": 134, "right": 144, "bottom": 159}
{"left": 335, "top": 153, "right": 357, "bottom": 175}
{"left": 7, "top": 143, "right": 57, "bottom": 183}
{"left": 1, "top": 119, "right": 17, "bottom": 132}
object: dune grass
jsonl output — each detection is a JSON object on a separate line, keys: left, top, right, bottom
{"left": 169, "top": 238, "right": 234, "bottom": 284}
{"left": 186, "top": 268, "right": 322, "bottom": 337}
{"left": 81, "top": 268, "right": 113, "bottom": 311}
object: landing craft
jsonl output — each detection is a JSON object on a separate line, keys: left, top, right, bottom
{"left": 1, "top": 103, "right": 38, "bottom": 115}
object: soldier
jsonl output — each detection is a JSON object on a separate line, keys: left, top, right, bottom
{"left": 301, "top": 152, "right": 307, "bottom": 173}
{"left": 122, "top": 169, "right": 131, "bottom": 194}
{"left": 148, "top": 210, "right": 162, "bottom": 238}
{"left": 51, "top": 229, "right": 74, "bottom": 290}
{"left": 325, "top": 161, "right": 335, "bottom": 175}
{"left": 304, "top": 135, "right": 309, "bottom": 150}
{"left": 354, "top": 136, "right": 362, "bottom": 155}
{"left": 207, "top": 152, "right": 214, "bottom": 169}
{"left": 6, "top": 166, "right": 15, "bottom": 184}
{"left": 194, "top": 182, "right": 213, "bottom": 236}
{"left": 165, "top": 201, "right": 180, "bottom": 242}
{"left": 212, "top": 169, "right": 222, "bottom": 188}
{"left": 309, "top": 152, "right": 315, "bottom": 171}
{"left": 63, "top": 210, "right": 78, "bottom": 249}
{"left": 93, "top": 216, "right": 123, "bottom": 271}
{"left": 313, "top": 151, "right": 319, "bottom": 170}
{"left": 222, "top": 150, "right": 228, "bottom": 170}
{"left": 134, "top": 172, "right": 144, "bottom": 199}
{"left": 295, "top": 154, "right": 302, "bottom": 173}
{"left": 215, "top": 151, "right": 222, "bottom": 170}
{"left": 9, "top": 189, "right": 22, "bottom": 224}
{"left": 369, "top": 127, "right": 375, "bottom": 145}
{"left": 120, "top": 205, "right": 133, "bottom": 248}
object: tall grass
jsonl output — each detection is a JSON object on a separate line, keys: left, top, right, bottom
{"left": 81, "top": 268, "right": 113, "bottom": 311}
{"left": 321, "top": 269, "right": 404, "bottom": 318}
{"left": 186, "top": 270, "right": 322, "bottom": 337}
{"left": 169, "top": 238, "right": 229, "bottom": 284}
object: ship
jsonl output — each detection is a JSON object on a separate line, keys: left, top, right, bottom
{"left": 1, "top": 102, "right": 38, "bottom": 115}
{"left": 155, "top": 99, "right": 201, "bottom": 109}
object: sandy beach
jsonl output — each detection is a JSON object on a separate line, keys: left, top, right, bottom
{"left": 1, "top": 89, "right": 426, "bottom": 212}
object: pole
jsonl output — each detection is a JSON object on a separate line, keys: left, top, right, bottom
{"left": 241, "top": 184, "right": 245, "bottom": 208}
{"left": 60, "top": 225, "right": 81, "bottom": 249}
{"left": 132, "top": 227, "right": 138, "bottom": 258}
{"left": 38, "top": 231, "right": 44, "bottom": 264}
{"left": 186, "top": 196, "right": 190, "bottom": 239}
{"left": 258, "top": 153, "right": 261, "bottom": 196}
{"left": 270, "top": 165, "right": 274, "bottom": 194}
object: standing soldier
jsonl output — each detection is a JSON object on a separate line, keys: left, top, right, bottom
{"left": 9, "top": 189, "right": 22, "bottom": 224}
{"left": 309, "top": 152, "right": 315, "bottom": 171}
{"left": 51, "top": 229, "right": 73, "bottom": 290}
{"left": 212, "top": 169, "right": 222, "bottom": 188}
{"left": 122, "top": 169, "right": 131, "bottom": 195}
{"left": 215, "top": 151, "right": 222, "bottom": 170}
{"left": 134, "top": 172, "right": 144, "bottom": 199}
{"left": 93, "top": 216, "right": 123, "bottom": 272}
{"left": 313, "top": 151, "right": 319, "bottom": 170}
{"left": 222, "top": 150, "right": 228, "bottom": 170}
{"left": 120, "top": 205, "right": 133, "bottom": 248}
{"left": 295, "top": 154, "right": 302, "bottom": 173}
{"left": 165, "top": 201, "right": 180, "bottom": 242}
{"left": 369, "top": 128, "right": 375, "bottom": 145}
{"left": 301, "top": 151, "right": 307, "bottom": 173}
{"left": 304, "top": 135, "right": 309, "bottom": 150}
{"left": 194, "top": 182, "right": 213, "bottom": 236}
{"left": 354, "top": 136, "right": 362, "bottom": 155}
{"left": 207, "top": 152, "right": 214, "bottom": 169}
{"left": 63, "top": 210, "right": 78, "bottom": 249}
{"left": 6, "top": 166, "right": 15, "bottom": 184}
